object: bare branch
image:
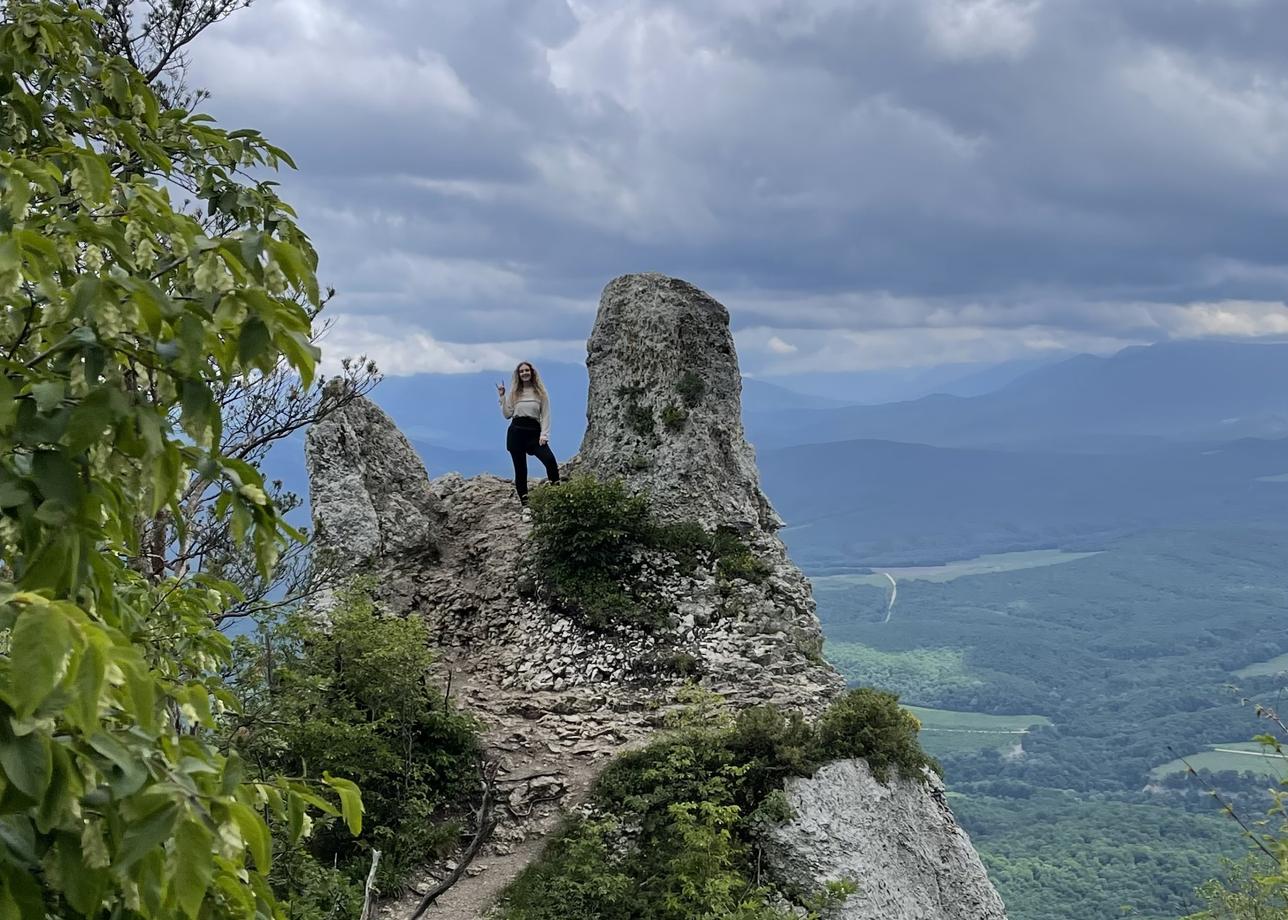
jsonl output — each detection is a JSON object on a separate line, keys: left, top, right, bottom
{"left": 407, "top": 759, "right": 499, "bottom": 920}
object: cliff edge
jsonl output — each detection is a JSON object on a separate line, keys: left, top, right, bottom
{"left": 305, "top": 273, "right": 1006, "bottom": 919}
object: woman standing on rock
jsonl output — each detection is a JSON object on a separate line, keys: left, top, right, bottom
{"left": 498, "top": 361, "right": 560, "bottom": 520}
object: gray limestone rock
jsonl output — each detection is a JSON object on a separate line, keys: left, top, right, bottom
{"left": 304, "top": 385, "right": 444, "bottom": 607}
{"left": 578, "top": 273, "right": 781, "bottom": 533}
{"left": 764, "top": 760, "right": 1008, "bottom": 920}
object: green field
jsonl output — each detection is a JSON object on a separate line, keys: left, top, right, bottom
{"left": 824, "top": 641, "right": 985, "bottom": 701}
{"left": 813, "top": 526, "right": 1288, "bottom": 920}
{"left": 1150, "top": 741, "right": 1288, "bottom": 780}
{"left": 811, "top": 549, "right": 1100, "bottom": 589}
{"left": 906, "top": 705, "right": 1051, "bottom": 756}
{"left": 1235, "top": 651, "right": 1288, "bottom": 678}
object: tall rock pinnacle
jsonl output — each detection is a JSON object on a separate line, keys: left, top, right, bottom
{"left": 578, "top": 273, "right": 782, "bottom": 532}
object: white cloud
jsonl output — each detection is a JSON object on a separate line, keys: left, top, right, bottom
{"left": 194, "top": 0, "right": 477, "bottom": 117}
{"left": 737, "top": 323, "right": 1137, "bottom": 375}
{"left": 731, "top": 298, "right": 1288, "bottom": 374}
{"left": 320, "top": 315, "right": 586, "bottom": 376}
{"left": 1164, "top": 300, "right": 1288, "bottom": 338}
{"left": 1120, "top": 47, "right": 1288, "bottom": 175}
{"left": 186, "top": 0, "right": 1288, "bottom": 379}
{"left": 924, "top": 0, "right": 1041, "bottom": 61}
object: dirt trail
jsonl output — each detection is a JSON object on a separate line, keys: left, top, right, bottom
{"left": 376, "top": 665, "right": 656, "bottom": 920}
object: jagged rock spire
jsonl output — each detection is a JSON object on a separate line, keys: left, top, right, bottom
{"left": 578, "top": 273, "right": 782, "bottom": 533}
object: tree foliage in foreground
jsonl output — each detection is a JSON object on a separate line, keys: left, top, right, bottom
{"left": 226, "top": 586, "right": 480, "bottom": 915}
{"left": 0, "top": 3, "right": 358, "bottom": 916}
{"left": 1184, "top": 709, "right": 1288, "bottom": 919}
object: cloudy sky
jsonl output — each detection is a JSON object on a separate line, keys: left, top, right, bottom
{"left": 189, "top": 0, "right": 1288, "bottom": 378}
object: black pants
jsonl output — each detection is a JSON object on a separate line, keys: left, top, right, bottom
{"left": 507, "top": 418, "right": 559, "bottom": 503}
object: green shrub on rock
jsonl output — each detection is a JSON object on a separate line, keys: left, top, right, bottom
{"left": 660, "top": 403, "right": 688, "bottom": 431}
{"left": 529, "top": 476, "right": 652, "bottom": 576}
{"left": 500, "top": 690, "right": 932, "bottom": 920}
{"left": 529, "top": 477, "right": 772, "bottom": 630}
{"left": 815, "top": 688, "right": 941, "bottom": 782}
{"left": 713, "top": 526, "right": 772, "bottom": 584}
{"left": 677, "top": 371, "right": 707, "bottom": 408}
{"left": 528, "top": 476, "right": 661, "bottom": 630}
{"left": 626, "top": 401, "right": 657, "bottom": 437}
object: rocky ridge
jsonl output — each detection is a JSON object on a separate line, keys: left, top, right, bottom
{"left": 305, "top": 273, "right": 1006, "bottom": 919}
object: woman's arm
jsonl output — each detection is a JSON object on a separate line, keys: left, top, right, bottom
{"left": 540, "top": 395, "right": 551, "bottom": 441}
{"left": 498, "top": 386, "right": 514, "bottom": 419}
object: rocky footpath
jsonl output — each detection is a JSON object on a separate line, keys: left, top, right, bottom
{"left": 305, "top": 273, "right": 1006, "bottom": 919}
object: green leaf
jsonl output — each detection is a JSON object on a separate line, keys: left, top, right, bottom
{"left": 15, "top": 534, "right": 72, "bottom": 593}
{"left": 124, "top": 660, "right": 158, "bottom": 733}
{"left": 69, "top": 638, "right": 104, "bottom": 728}
{"left": 36, "top": 742, "right": 81, "bottom": 833}
{"left": 172, "top": 818, "right": 213, "bottom": 918}
{"left": 30, "top": 451, "right": 83, "bottom": 507}
{"left": 323, "top": 773, "right": 364, "bottom": 835}
{"left": 0, "top": 866, "right": 42, "bottom": 920}
{"left": 236, "top": 317, "right": 271, "bottom": 368}
{"left": 277, "top": 329, "right": 320, "bottom": 388}
{"left": 0, "top": 728, "right": 52, "bottom": 801}
{"left": 6, "top": 604, "right": 72, "bottom": 718}
{"left": 0, "top": 237, "right": 18, "bottom": 273}
{"left": 30, "top": 381, "right": 64, "bottom": 413}
{"left": 0, "top": 816, "right": 37, "bottom": 864}
{"left": 71, "top": 276, "right": 101, "bottom": 318}
{"left": 0, "top": 375, "right": 15, "bottom": 429}
{"left": 229, "top": 802, "right": 270, "bottom": 871}
{"left": 0, "top": 477, "right": 29, "bottom": 509}
{"left": 179, "top": 379, "right": 214, "bottom": 443}
{"left": 114, "top": 802, "right": 179, "bottom": 873}
{"left": 63, "top": 389, "right": 117, "bottom": 455}
{"left": 88, "top": 731, "right": 149, "bottom": 797}
{"left": 287, "top": 790, "right": 305, "bottom": 844}
{"left": 56, "top": 831, "right": 107, "bottom": 915}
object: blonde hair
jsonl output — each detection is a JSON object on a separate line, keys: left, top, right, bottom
{"left": 510, "top": 361, "right": 548, "bottom": 404}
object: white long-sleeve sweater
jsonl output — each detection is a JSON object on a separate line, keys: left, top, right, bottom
{"left": 500, "top": 388, "right": 550, "bottom": 437}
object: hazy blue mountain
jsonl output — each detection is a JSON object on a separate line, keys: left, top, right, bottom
{"left": 368, "top": 366, "right": 836, "bottom": 452}
{"left": 760, "top": 355, "right": 1069, "bottom": 406}
{"left": 265, "top": 339, "right": 1288, "bottom": 537}
{"left": 738, "top": 378, "right": 850, "bottom": 411}
{"left": 747, "top": 340, "right": 1288, "bottom": 451}
{"left": 412, "top": 441, "right": 506, "bottom": 478}
{"left": 758, "top": 435, "right": 1288, "bottom": 571}
{"left": 928, "top": 356, "right": 1070, "bottom": 398}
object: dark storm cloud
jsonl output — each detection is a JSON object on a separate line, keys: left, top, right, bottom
{"left": 189, "top": 0, "right": 1288, "bottom": 374}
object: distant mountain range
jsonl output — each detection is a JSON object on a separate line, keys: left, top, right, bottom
{"left": 745, "top": 340, "right": 1288, "bottom": 451}
{"left": 750, "top": 355, "right": 1065, "bottom": 405}
{"left": 758, "top": 434, "right": 1288, "bottom": 570}
{"left": 266, "top": 338, "right": 1288, "bottom": 565}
